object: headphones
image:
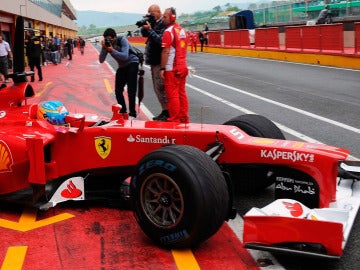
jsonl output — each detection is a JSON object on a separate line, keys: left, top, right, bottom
{"left": 170, "top": 7, "right": 176, "bottom": 22}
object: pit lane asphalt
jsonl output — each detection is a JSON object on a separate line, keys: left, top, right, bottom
{"left": 93, "top": 42, "right": 360, "bottom": 270}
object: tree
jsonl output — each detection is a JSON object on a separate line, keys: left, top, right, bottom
{"left": 213, "top": 5, "right": 222, "bottom": 12}
{"left": 226, "top": 7, "right": 240, "bottom": 12}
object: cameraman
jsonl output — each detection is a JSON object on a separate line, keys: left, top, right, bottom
{"left": 99, "top": 28, "right": 139, "bottom": 118}
{"left": 140, "top": 4, "right": 168, "bottom": 121}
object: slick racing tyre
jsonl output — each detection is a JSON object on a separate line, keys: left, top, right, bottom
{"left": 131, "top": 145, "right": 229, "bottom": 249}
{"left": 224, "top": 114, "right": 285, "bottom": 140}
{"left": 223, "top": 114, "right": 285, "bottom": 194}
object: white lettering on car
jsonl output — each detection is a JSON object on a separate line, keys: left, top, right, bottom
{"left": 229, "top": 128, "right": 245, "bottom": 140}
{"left": 260, "top": 149, "right": 315, "bottom": 162}
{"left": 127, "top": 135, "right": 176, "bottom": 144}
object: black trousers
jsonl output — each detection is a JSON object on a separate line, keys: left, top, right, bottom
{"left": 28, "top": 56, "right": 43, "bottom": 81}
{"left": 115, "top": 62, "right": 139, "bottom": 117}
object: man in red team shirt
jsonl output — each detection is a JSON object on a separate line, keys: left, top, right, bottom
{"left": 159, "top": 7, "right": 189, "bottom": 123}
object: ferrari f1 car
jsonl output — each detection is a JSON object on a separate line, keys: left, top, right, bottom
{"left": 1, "top": 16, "right": 359, "bottom": 260}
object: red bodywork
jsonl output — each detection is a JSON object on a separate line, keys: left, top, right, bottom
{"left": 0, "top": 80, "right": 356, "bottom": 258}
{"left": 243, "top": 215, "right": 344, "bottom": 256}
{"left": 1, "top": 100, "right": 349, "bottom": 202}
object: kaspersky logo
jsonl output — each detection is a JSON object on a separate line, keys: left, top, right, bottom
{"left": 0, "top": 140, "right": 13, "bottom": 173}
{"left": 127, "top": 134, "right": 176, "bottom": 144}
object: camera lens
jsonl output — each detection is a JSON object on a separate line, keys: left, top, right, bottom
{"left": 136, "top": 18, "right": 147, "bottom": 27}
{"left": 105, "top": 39, "right": 111, "bottom": 47}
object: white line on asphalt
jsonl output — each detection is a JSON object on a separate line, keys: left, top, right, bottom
{"left": 186, "top": 82, "right": 323, "bottom": 143}
{"left": 185, "top": 82, "right": 359, "bottom": 160}
{"left": 192, "top": 74, "right": 360, "bottom": 135}
{"left": 205, "top": 52, "right": 360, "bottom": 73}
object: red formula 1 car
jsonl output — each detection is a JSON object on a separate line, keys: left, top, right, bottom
{"left": 1, "top": 17, "right": 359, "bottom": 259}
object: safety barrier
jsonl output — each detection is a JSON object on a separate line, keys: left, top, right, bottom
{"left": 302, "top": 26, "right": 321, "bottom": 51}
{"left": 128, "top": 23, "right": 359, "bottom": 56}
{"left": 223, "top": 30, "right": 251, "bottom": 48}
{"left": 223, "top": 30, "right": 240, "bottom": 48}
{"left": 320, "top": 24, "right": 343, "bottom": 52}
{"left": 355, "top": 23, "right": 360, "bottom": 54}
{"left": 285, "top": 24, "right": 344, "bottom": 53}
{"left": 285, "top": 26, "right": 302, "bottom": 51}
{"left": 207, "top": 31, "right": 222, "bottom": 47}
{"left": 254, "top": 28, "right": 279, "bottom": 49}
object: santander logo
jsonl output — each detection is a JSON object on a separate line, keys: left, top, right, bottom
{"left": 60, "top": 180, "right": 82, "bottom": 199}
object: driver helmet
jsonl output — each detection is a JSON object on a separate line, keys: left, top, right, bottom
{"left": 38, "top": 100, "right": 69, "bottom": 125}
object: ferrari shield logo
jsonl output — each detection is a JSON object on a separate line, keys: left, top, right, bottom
{"left": 95, "top": 136, "right": 111, "bottom": 159}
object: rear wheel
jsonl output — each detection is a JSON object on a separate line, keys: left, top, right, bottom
{"left": 131, "top": 145, "right": 229, "bottom": 248}
{"left": 223, "top": 114, "right": 285, "bottom": 193}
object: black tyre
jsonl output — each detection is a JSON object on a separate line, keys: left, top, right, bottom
{"left": 131, "top": 145, "right": 229, "bottom": 249}
{"left": 223, "top": 114, "right": 285, "bottom": 193}
{"left": 224, "top": 114, "right": 285, "bottom": 140}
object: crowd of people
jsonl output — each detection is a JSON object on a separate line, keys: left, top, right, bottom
{"left": 35, "top": 35, "right": 86, "bottom": 66}
{"left": 188, "top": 23, "right": 208, "bottom": 53}
{"left": 0, "top": 33, "right": 86, "bottom": 83}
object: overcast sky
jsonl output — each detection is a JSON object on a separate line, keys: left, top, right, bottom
{"left": 70, "top": 0, "right": 247, "bottom": 14}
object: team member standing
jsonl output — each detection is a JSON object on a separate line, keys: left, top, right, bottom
{"left": 141, "top": 4, "right": 168, "bottom": 121}
{"left": 25, "top": 30, "right": 43, "bottom": 82}
{"left": 198, "top": 30, "right": 205, "bottom": 52}
{"left": 189, "top": 30, "right": 198, "bottom": 53}
{"left": 160, "top": 7, "right": 189, "bottom": 123}
{"left": 203, "top": 22, "right": 209, "bottom": 46}
{"left": 99, "top": 28, "right": 139, "bottom": 118}
{"left": 0, "top": 35, "right": 12, "bottom": 83}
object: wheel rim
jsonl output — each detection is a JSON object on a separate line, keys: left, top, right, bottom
{"left": 140, "top": 173, "right": 184, "bottom": 229}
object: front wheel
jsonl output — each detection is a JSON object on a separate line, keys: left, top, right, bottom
{"left": 223, "top": 114, "right": 285, "bottom": 193}
{"left": 131, "top": 145, "right": 229, "bottom": 249}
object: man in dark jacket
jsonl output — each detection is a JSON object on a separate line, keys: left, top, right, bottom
{"left": 25, "top": 30, "right": 42, "bottom": 81}
{"left": 316, "top": 5, "right": 332, "bottom": 24}
{"left": 141, "top": 4, "right": 168, "bottom": 121}
{"left": 65, "top": 37, "right": 73, "bottom": 60}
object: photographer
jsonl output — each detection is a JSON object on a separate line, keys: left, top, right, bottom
{"left": 140, "top": 4, "right": 168, "bottom": 121}
{"left": 99, "top": 28, "right": 139, "bottom": 118}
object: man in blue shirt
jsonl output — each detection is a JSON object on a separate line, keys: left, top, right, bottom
{"left": 99, "top": 28, "right": 139, "bottom": 118}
